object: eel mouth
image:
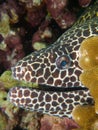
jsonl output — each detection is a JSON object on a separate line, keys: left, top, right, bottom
{"left": 37, "top": 84, "right": 89, "bottom": 92}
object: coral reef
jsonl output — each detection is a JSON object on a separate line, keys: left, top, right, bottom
{"left": 0, "top": 0, "right": 92, "bottom": 73}
{"left": 40, "top": 115, "right": 79, "bottom": 130}
{"left": 19, "top": 111, "right": 41, "bottom": 130}
{"left": 32, "top": 19, "right": 52, "bottom": 50}
{"left": 44, "top": 0, "right": 76, "bottom": 29}
{"left": 0, "top": 4, "right": 25, "bottom": 71}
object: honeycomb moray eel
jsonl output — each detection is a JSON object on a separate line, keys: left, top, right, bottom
{"left": 8, "top": 1, "right": 98, "bottom": 118}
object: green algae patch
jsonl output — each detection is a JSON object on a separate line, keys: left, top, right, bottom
{"left": 0, "top": 13, "right": 10, "bottom": 36}
{"left": 0, "top": 89, "right": 19, "bottom": 129}
{"left": 0, "top": 112, "right": 8, "bottom": 130}
{"left": 0, "top": 70, "right": 39, "bottom": 129}
{"left": 0, "top": 70, "right": 38, "bottom": 89}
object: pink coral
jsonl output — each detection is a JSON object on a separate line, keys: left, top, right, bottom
{"left": 55, "top": 11, "right": 76, "bottom": 29}
{"left": 32, "top": 18, "right": 52, "bottom": 46}
{"left": 45, "top": 0, "right": 68, "bottom": 18}
{"left": 20, "top": 0, "right": 46, "bottom": 27}
{"left": 0, "top": 0, "right": 25, "bottom": 24}
{"left": 45, "top": 0, "right": 76, "bottom": 29}
{"left": 0, "top": 34, "right": 25, "bottom": 70}
{"left": 79, "top": 0, "right": 92, "bottom": 7}
{"left": 27, "top": 7, "right": 46, "bottom": 27}
{"left": 40, "top": 115, "right": 79, "bottom": 130}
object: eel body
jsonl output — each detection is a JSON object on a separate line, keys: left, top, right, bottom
{"left": 8, "top": 1, "right": 98, "bottom": 118}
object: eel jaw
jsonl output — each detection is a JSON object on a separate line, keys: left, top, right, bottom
{"left": 7, "top": 86, "right": 94, "bottom": 118}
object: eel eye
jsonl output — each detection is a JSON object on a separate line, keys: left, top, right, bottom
{"left": 56, "top": 55, "right": 71, "bottom": 69}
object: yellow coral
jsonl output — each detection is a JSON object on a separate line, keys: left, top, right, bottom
{"left": 79, "top": 36, "right": 98, "bottom": 114}
{"left": 72, "top": 105, "right": 98, "bottom": 130}
{"left": 72, "top": 36, "right": 98, "bottom": 130}
{"left": 80, "top": 67, "right": 98, "bottom": 114}
{"left": 79, "top": 36, "right": 98, "bottom": 70}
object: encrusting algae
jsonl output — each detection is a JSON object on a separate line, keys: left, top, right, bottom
{"left": 72, "top": 36, "right": 98, "bottom": 130}
{"left": 0, "top": 71, "right": 40, "bottom": 130}
{"left": 0, "top": 70, "right": 38, "bottom": 89}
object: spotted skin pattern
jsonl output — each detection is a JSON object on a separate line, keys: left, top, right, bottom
{"left": 12, "top": 19, "right": 98, "bottom": 88}
{"left": 8, "top": 1, "right": 98, "bottom": 117}
{"left": 8, "top": 87, "right": 93, "bottom": 118}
